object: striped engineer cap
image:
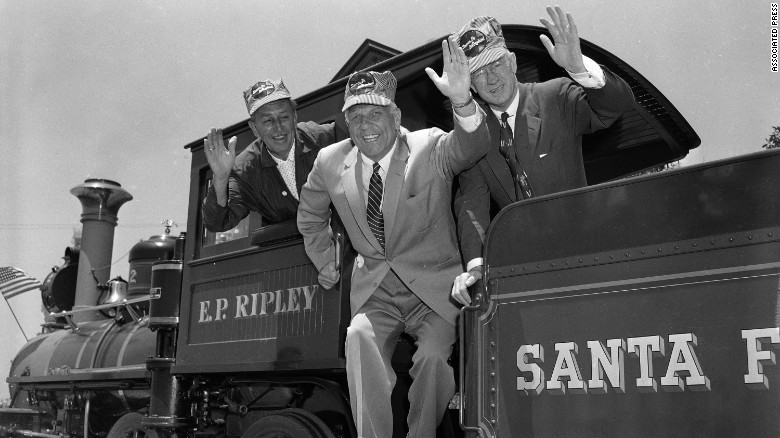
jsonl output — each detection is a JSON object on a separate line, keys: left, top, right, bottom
{"left": 453, "top": 16, "right": 510, "bottom": 74}
{"left": 342, "top": 71, "right": 397, "bottom": 112}
{"left": 243, "top": 79, "right": 292, "bottom": 116}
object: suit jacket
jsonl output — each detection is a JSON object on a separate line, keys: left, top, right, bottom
{"left": 455, "top": 67, "right": 635, "bottom": 263}
{"left": 297, "top": 109, "right": 490, "bottom": 325}
{"left": 202, "top": 121, "right": 335, "bottom": 231}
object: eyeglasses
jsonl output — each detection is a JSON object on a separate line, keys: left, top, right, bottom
{"left": 470, "top": 56, "right": 507, "bottom": 83}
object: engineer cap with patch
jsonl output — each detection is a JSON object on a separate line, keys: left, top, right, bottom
{"left": 342, "top": 71, "right": 397, "bottom": 112}
{"left": 453, "top": 16, "right": 509, "bottom": 74}
{"left": 243, "top": 79, "right": 291, "bottom": 116}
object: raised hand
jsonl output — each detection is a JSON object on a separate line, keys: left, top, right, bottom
{"left": 203, "top": 128, "right": 236, "bottom": 182}
{"left": 424, "top": 35, "right": 473, "bottom": 106}
{"left": 539, "top": 5, "right": 587, "bottom": 74}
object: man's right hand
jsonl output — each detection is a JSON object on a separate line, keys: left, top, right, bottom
{"left": 204, "top": 128, "right": 237, "bottom": 181}
{"left": 318, "top": 261, "right": 340, "bottom": 290}
{"left": 204, "top": 128, "right": 236, "bottom": 206}
{"left": 451, "top": 267, "right": 482, "bottom": 306}
{"left": 424, "top": 35, "right": 475, "bottom": 116}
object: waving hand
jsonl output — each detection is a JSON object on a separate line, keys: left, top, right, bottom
{"left": 204, "top": 128, "right": 237, "bottom": 182}
{"left": 425, "top": 36, "right": 473, "bottom": 109}
{"left": 539, "top": 6, "right": 587, "bottom": 74}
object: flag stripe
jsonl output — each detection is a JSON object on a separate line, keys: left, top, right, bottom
{"left": 0, "top": 266, "right": 41, "bottom": 299}
{"left": 3, "top": 280, "right": 41, "bottom": 298}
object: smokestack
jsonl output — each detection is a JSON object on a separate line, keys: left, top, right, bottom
{"left": 70, "top": 179, "right": 132, "bottom": 323}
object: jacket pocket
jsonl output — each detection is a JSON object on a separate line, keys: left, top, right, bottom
{"left": 406, "top": 180, "right": 444, "bottom": 232}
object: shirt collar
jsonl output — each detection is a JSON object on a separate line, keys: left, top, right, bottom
{"left": 268, "top": 140, "right": 296, "bottom": 165}
{"left": 359, "top": 137, "right": 398, "bottom": 174}
{"left": 490, "top": 88, "right": 521, "bottom": 123}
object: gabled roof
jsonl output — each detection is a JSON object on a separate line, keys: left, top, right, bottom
{"left": 330, "top": 39, "right": 401, "bottom": 83}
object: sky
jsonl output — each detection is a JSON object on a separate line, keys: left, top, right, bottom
{"left": 0, "top": 0, "right": 777, "bottom": 400}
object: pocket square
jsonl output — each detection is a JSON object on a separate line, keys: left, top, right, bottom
{"left": 539, "top": 153, "right": 548, "bottom": 158}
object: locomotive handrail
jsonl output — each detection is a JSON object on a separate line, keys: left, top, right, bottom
{"left": 458, "top": 293, "right": 486, "bottom": 438}
{"left": 48, "top": 294, "right": 158, "bottom": 318}
{"left": 15, "top": 430, "right": 60, "bottom": 438}
{"left": 48, "top": 294, "right": 159, "bottom": 332}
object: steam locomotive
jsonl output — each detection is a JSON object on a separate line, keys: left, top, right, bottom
{"left": 3, "top": 25, "right": 777, "bottom": 438}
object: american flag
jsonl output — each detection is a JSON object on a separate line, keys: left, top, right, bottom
{"left": 0, "top": 267, "right": 42, "bottom": 300}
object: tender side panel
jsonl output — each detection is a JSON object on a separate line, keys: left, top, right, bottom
{"left": 175, "top": 242, "right": 347, "bottom": 373}
{"left": 488, "top": 253, "right": 780, "bottom": 437}
{"left": 477, "top": 151, "right": 780, "bottom": 437}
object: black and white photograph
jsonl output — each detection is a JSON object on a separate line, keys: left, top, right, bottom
{"left": 1, "top": 1, "right": 778, "bottom": 436}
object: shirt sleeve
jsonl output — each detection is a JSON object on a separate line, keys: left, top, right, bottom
{"left": 201, "top": 176, "right": 251, "bottom": 232}
{"left": 567, "top": 55, "right": 606, "bottom": 89}
{"left": 452, "top": 101, "right": 484, "bottom": 132}
{"left": 466, "top": 257, "right": 484, "bottom": 271}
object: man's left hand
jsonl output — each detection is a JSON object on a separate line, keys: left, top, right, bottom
{"left": 424, "top": 35, "right": 473, "bottom": 107}
{"left": 317, "top": 261, "right": 340, "bottom": 290}
{"left": 539, "top": 5, "right": 587, "bottom": 74}
{"left": 451, "top": 267, "right": 483, "bottom": 306}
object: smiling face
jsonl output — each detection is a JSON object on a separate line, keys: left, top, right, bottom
{"left": 248, "top": 99, "right": 297, "bottom": 159}
{"left": 345, "top": 103, "right": 401, "bottom": 162}
{"left": 471, "top": 52, "right": 519, "bottom": 112}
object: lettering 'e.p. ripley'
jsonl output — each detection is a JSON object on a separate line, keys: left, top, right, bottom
{"left": 197, "top": 285, "right": 319, "bottom": 323}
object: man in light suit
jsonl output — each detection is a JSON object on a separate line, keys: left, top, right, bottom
{"left": 451, "top": 9, "right": 635, "bottom": 304}
{"left": 297, "top": 36, "right": 490, "bottom": 438}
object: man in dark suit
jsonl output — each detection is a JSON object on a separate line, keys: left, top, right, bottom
{"left": 451, "top": 8, "right": 636, "bottom": 304}
{"left": 201, "top": 78, "right": 335, "bottom": 230}
{"left": 297, "top": 37, "right": 490, "bottom": 437}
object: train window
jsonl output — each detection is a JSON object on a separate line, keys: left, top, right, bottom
{"left": 197, "top": 174, "right": 262, "bottom": 259}
{"left": 201, "top": 216, "right": 250, "bottom": 247}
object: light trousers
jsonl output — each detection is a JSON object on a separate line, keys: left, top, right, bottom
{"left": 346, "top": 269, "right": 456, "bottom": 438}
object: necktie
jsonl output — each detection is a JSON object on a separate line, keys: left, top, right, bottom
{"left": 367, "top": 162, "right": 385, "bottom": 250}
{"left": 499, "top": 112, "right": 534, "bottom": 200}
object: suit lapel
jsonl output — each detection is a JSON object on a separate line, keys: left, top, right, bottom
{"left": 482, "top": 104, "right": 518, "bottom": 202}
{"left": 294, "top": 129, "right": 314, "bottom": 193}
{"left": 383, "top": 135, "right": 409, "bottom": 247}
{"left": 343, "top": 144, "right": 384, "bottom": 253}
{"left": 516, "top": 82, "right": 543, "bottom": 159}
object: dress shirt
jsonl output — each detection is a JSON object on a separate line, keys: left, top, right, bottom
{"left": 269, "top": 142, "right": 299, "bottom": 201}
{"left": 360, "top": 141, "right": 397, "bottom": 209}
{"left": 567, "top": 55, "right": 606, "bottom": 89}
{"left": 359, "top": 104, "right": 484, "bottom": 205}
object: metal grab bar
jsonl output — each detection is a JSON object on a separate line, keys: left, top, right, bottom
{"left": 49, "top": 293, "right": 159, "bottom": 333}
{"left": 458, "top": 294, "right": 486, "bottom": 438}
{"left": 332, "top": 232, "right": 343, "bottom": 272}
